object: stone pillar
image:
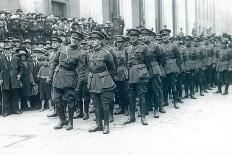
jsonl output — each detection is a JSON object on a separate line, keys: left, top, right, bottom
{"left": 186, "top": 0, "right": 196, "bottom": 35}
{"left": 119, "top": 0, "right": 133, "bottom": 32}
{"left": 175, "top": 0, "right": 186, "bottom": 35}
{"left": 144, "top": 0, "right": 156, "bottom": 30}
{"left": 161, "top": 0, "right": 174, "bottom": 35}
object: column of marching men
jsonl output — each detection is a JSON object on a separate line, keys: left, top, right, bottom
{"left": 0, "top": 27, "right": 232, "bottom": 134}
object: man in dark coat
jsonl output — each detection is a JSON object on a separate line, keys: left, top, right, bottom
{"left": 140, "top": 28, "right": 166, "bottom": 118}
{"left": 48, "top": 31, "right": 85, "bottom": 130}
{"left": 124, "top": 29, "right": 150, "bottom": 125}
{"left": 87, "top": 31, "right": 116, "bottom": 134}
{"left": 0, "top": 46, "right": 24, "bottom": 117}
{"left": 160, "top": 28, "right": 181, "bottom": 109}
{"left": 114, "top": 35, "right": 130, "bottom": 116}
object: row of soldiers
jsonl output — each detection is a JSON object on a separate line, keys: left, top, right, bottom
{"left": 46, "top": 28, "right": 232, "bottom": 134}
{"left": 0, "top": 26, "right": 231, "bottom": 134}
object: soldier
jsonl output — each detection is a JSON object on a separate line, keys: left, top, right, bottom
{"left": 87, "top": 31, "right": 116, "bottom": 134}
{"left": 47, "top": 31, "right": 85, "bottom": 130}
{"left": 140, "top": 28, "right": 166, "bottom": 118}
{"left": 124, "top": 29, "right": 149, "bottom": 125}
{"left": 47, "top": 36, "right": 62, "bottom": 118}
{"left": 114, "top": 35, "right": 130, "bottom": 116}
{"left": 215, "top": 39, "right": 232, "bottom": 95}
{"left": 101, "top": 32, "right": 117, "bottom": 122}
{"left": 73, "top": 37, "right": 91, "bottom": 120}
{"left": 185, "top": 36, "right": 198, "bottom": 98}
{"left": 160, "top": 29, "right": 181, "bottom": 109}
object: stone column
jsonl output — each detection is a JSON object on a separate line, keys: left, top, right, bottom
{"left": 161, "top": 0, "right": 174, "bottom": 35}
{"left": 175, "top": 0, "right": 186, "bottom": 35}
{"left": 144, "top": 0, "right": 156, "bottom": 30}
{"left": 119, "top": 0, "right": 133, "bottom": 32}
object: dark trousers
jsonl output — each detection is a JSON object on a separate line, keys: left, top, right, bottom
{"left": 115, "top": 81, "right": 129, "bottom": 112}
{"left": 52, "top": 87, "right": 75, "bottom": 107}
{"left": 128, "top": 83, "right": 147, "bottom": 119}
{"left": 91, "top": 91, "right": 114, "bottom": 126}
{"left": 147, "top": 76, "right": 162, "bottom": 110}
{"left": 76, "top": 83, "right": 90, "bottom": 114}
{"left": 184, "top": 70, "right": 196, "bottom": 96}
{"left": 177, "top": 73, "right": 184, "bottom": 99}
{"left": 163, "top": 73, "right": 178, "bottom": 103}
{"left": 2, "top": 88, "right": 19, "bottom": 114}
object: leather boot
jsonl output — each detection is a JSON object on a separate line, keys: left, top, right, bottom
{"left": 109, "top": 112, "right": 114, "bottom": 123}
{"left": 159, "top": 107, "right": 166, "bottom": 113}
{"left": 83, "top": 113, "right": 89, "bottom": 120}
{"left": 222, "top": 85, "right": 229, "bottom": 95}
{"left": 200, "top": 91, "right": 204, "bottom": 96}
{"left": 66, "top": 107, "right": 74, "bottom": 130}
{"left": 124, "top": 107, "right": 129, "bottom": 116}
{"left": 54, "top": 104, "right": 67, "bottom": 130}
{"left": 124, "top": 101, "right": 136, "bottom": 124}
{"left": 89, "top": 109, "right": 103, "bottom": 132}
{"left": 172, "top": 92, "right": 179, "bottom": 109}
{"left": 140, "top": 97, "right": 148, "bottom": 125}
{"left": 154, "top": 107, "right": 159, "bottom": 118}
{"left": 214, "top": 85, "right": 222, "bottom": 94}
{"left": 47, "top": 106, "right": 58, "bottom": 117}
{"left": 103, "top": 108, "right": 110, "bottom": 134}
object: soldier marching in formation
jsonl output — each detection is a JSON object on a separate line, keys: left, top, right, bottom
{"left": 0, "top": 9, "right": 232, "bottom": 134}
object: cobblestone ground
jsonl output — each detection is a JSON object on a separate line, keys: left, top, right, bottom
{"left": 0, "top": 87, "right": 232, "bottom": 155}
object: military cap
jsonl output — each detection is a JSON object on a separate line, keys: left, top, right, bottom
{"left": 32, "top": 49, "right": 46, "bottom": 54}
{"left": 128, "top": 28, "right": 141, "bottom": 36}
{"left": 115, "top": 35, "right": 130, "bottom": 42}
{"left": 140, "top": 28, "right": 156, "bottom": 36}
{"left": 36, "top": 41, "right": 45, "bottom": 45}
{"left": 192, "top": 37, "right": 200, "bottom": 42}
{"left": 7, "top": 37, "right": 14, "bottom": 41}
{"left": 23, "top": 39, "right": 32, "bottom": 44}
{"left": 160, "top": 28, "right": 171, "bottom": 35}
{"left": 185, "top": 35, "right": 193, "bottom": 41}
{"left": 46, "top": 41, "right": 51, "bottom": 45}
{"left": 15, "top": 48, "right": 29, "bottom": 55}
{"left": 102, "top": 32, "right": 111, "bottom": 40}
{"left": 155, "top": 34, "right": 163, "bottom": 41}
{"left": 221, "top": 38, "right": 229, "bottom": 44}
{"left": 51, "top": 36, "right": 62, "bottom": 43}
{"left": 10, "top": 15, "right": 19, "bottom": 20}
{"left": 174, "top": 35, "right": 182, "bottom": 41}
{"left": 89, "top": 31, "right": 105, "bottom": 40}
{"left": 71, "top": 31, "right": 85, "bottom": 40}
{"left": 13, "top": 38, "right": 20, "bottom": 42}
{"left": 62, "top": 17, "right": 67, "bottom": 21}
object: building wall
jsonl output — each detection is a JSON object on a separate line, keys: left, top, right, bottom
{"left": 175, "top": 0, "right": 186, "bottom": 35}
{"left": 162, "top": 0, "right": 174, "bottom": 35}
{"left": 0, "top": 0, "right": 20, "bottom": 12}
{"left": 119, "top": 0, "right": 133, "bottom": 32}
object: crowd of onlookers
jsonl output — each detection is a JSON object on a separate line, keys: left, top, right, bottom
{"left": 0, "top": 8, "right": 125, "bottom": 43}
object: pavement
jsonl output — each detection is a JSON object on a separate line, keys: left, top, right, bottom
{"left": 0, "top": 87, "right": 232, "bottom": 155}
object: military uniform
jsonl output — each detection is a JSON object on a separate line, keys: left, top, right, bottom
{"left": 114, "top": 35, "right": 129, "bottom": 116}
{"left": 49, "top": 32, "right": 85, "bottom": 130}
{"left": 140, "top": 28, "right": 166, "bottom": 118}
{"left": 160, "top": 29, "right": 181, "bottom": 109}
{"left": 124, "top": 29, "right": 150, "bottom": 125}
{"left": 87, "top": 31, "right": 116, "bottom": 134}
{"left": 215, "top": 39, "right": 232, "bottom": 95}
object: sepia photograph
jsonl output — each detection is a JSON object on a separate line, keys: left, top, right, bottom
{"left": 0, "top": 0, "right": 231, "bottom": 155}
